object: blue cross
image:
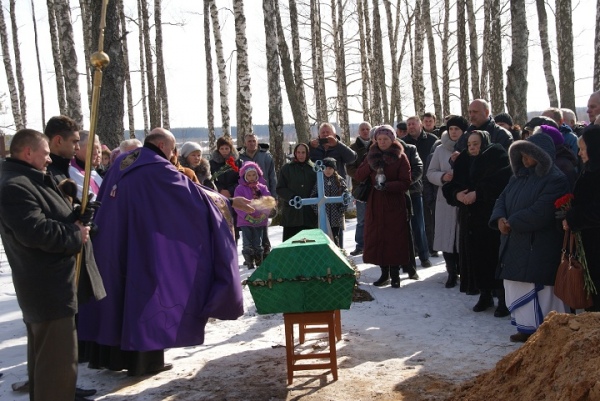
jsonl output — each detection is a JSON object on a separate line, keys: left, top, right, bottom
{"left": 288, "top": 160, "right": 351, "bottom": 238}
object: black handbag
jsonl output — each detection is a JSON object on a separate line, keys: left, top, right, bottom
{"left": 352, "top": 179, "right": 371, "bottom": 202}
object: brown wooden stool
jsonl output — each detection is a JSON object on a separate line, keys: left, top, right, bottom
{"left": 283, "top": 310, "right": 341, "bottom": 385}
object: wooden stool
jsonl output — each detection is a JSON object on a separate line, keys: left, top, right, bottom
{"left": 283, "top": 310, "right": 341, "bottom": 385}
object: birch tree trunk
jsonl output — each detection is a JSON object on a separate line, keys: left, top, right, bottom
{"left": 412, "top": 0, "right": 426, "bottom": 118}
{"left": 203, "top": 0, "right": 215, "bottom": 149}
{"left": 332, "top": 0, "right": 349, "bottom": 143}
{"left": 396, "top": 8, "right": 414, "bottom": 121}
{"left": 441, "top": 0, "right": 450, "bottom": 117}
{"left": 47, "top": 0, "right": 67, "bottom": 116}
{"left": 54, "top": 0, "right": 83, "bottom": 125}
{"left": 9, "top": 0, "right": 26, "bottom": 128}
{"left": 594, "top": 0, "right": 600, "bottom": 91}
{"left": 137, "top": 0, "right": 149, "bottom": 135}
{"left": 31, "top": 0, "right": 46, "bottom": 125}
{"left": 357, "top": 0, "right": 371, "bottom": 122}
{"left": 263, "top": 0, "right": 285, "bottom": 172}
{"left": 456, "top": 0, "right": 469, "bottom": 116}
{"left": 383, "top": 0, "right": 402, "bottom": 124}
{"left": 311, "top": 0, "right": 328, "bottom": 124}
{"left": 465, "top": 0, "right": 480, "bottom": 100}
{"left": 506, "top": 0, "right": 528, "bottom": 127}
{"left": 480, "top": 0, "right": 490, "bottom": 101}
{"left": 372, "top": 0, "right": 389, "bottom": 124}
{"left": 118, "top": 0, "right": 135, "bottom": 138}
{"left": 209, "top": 0, "right": 231, "bottom": 138}
{"left": 555, "top": 0, "right": 575, "bottom": 110}
{"left": 288, "top": 0, "right": 310, "bottom": 144}
{"left": 234, "top": 0, "right": 253, "bottom": 143}
{"left": 155, "top": 0, "right": 170, "bottom": 129}
{"left": 140, "top": 0, "right": 158, "bottom": 129}
{"left": 276, "top": 0, "right": 309, "bottom": 144}
{"left": 422, "top": 0, "right": 442, "bottom": 120}
{"left": 535, "top": 0, "right": 558, "bottom": 107}
{"left": 489, "top": 0, "right": 504, "bottom": 114}
{"left": 92, "top": 0, "right": 124, "bottom": 149}
{"left": 0, "top": 0, "right": 22, "bottom": 130}
{"left": 79, "top": 0, "right": 92, "bottom": 106}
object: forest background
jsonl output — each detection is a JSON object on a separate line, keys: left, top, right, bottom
{"left": 0, "top": 0, "right": 597, "bottom": 170}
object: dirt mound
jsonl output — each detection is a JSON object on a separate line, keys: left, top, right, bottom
{"left": 446, "top": 312, "right": 600, "bottom": 401}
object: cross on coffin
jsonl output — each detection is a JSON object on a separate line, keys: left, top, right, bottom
{"left": 288, "top": 160, "right": 351, "bottom": 239}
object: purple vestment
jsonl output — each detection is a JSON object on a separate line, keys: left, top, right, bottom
{"left": 78, "top": 147, "right": 243, "bottom": 351}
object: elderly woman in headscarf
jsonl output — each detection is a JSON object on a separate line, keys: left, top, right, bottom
{"left": 490, "top": 134, "right": 570, "bottom": 342}
{"left": 443, "top": 130, "right": 512, "bottom": 315}
{"left": 562, "top": 125, "right": 600, "bottom": 311}
{"left": 355, "top": 125, "right": 412, "bottom": 288}
{"left": 276, "top": 143, "right": 318, "bottom": 241}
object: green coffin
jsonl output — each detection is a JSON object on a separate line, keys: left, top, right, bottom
{"left": 247, "top": 229, "right": 356, "bottom": 314}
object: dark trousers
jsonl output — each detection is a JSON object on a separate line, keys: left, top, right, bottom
{"left": 262, "top": 226, "right": 271, "bottom": 254}
{"left": 26, "top": 316, "right": 77, "bottom": 401}
{"left": 410, "top": 193, "right": 431, "bottom": 261}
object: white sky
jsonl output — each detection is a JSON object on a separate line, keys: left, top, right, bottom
{"left": 0, "top": 0, "right": 596, "bottom": 134}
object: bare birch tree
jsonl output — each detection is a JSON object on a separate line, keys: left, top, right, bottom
{"left": 506, "top": 0, "right": 528, "bottom": 126}
{"left": 154, "top": 0, "right": 169, "bottom": 129}
{"left": 488, "top": 0, "right": 504, "bottom": 114}
{"left": 288, "top": 0, "right": 310, "bottom": 143}
{"left": 555, "top": 0, "right": 575, "bottom": 110}
{"left": 209, "top": 0, "right": 231, "bottom": 138}
{"left": 234, "top": 0, "right": 253, "bottom": 143}
{"left": 140, "top": 0, "right": 158, "bottom": 129}
{"left": 117, "top": 0, "right": 135, "bottom": 138}
{"left": 383, "top": 0, "right": 402, "bottom": 124}
{"left": 263, "top": 0, "right": 285, "bottom": 172}
{"left": 456, "top": 0, "right": 469, "bottom": 115}
{"left": 412, "top": 0, "right": 426, "bottom": 117}
{"left": 480, "top": 0, "right": 490, "bottom": 101}
{"left": 311, "top": 0, "right": 328, "bottom": 123}
{"left": 357, "top": 0, "right": 371, "bottom": 122}
{"left": 594, "top": 0, "right": 600, "bottom": 91}
{"left": 332, "top": 0, "right": 350, "bottom": 143}
{"left": 31, "top": 0, "right": 46, "bottom": 125}
{"left": 465, "top": 0, "right": 480, "bottom": 100}
{"left": 422, "top": 0, "right": 442, "bottom": 120}
{"left": 9, "top": 0, "right": 26, "bottom": 127}
{"left": 54, "top": 0, "right": 83, "bottom": 125}
{"left": 137, "top": 0, "right": 149, "bottom": 135}
{"left": 80, "top": 0, "right": 93, "bottom": 105}
{"left": 47, "top": 0, "right": 67, "bottom": 116}
{"left": 372, "top": 0, "right": 389, "bottom": 123}
{"left": 0, "top": 0, "right": 22, "bottom": 129}
{"left": 203, "top": 0, "right": 215, "bottom": 149}
{"left": 534, "top": 0, "right": 558, "bottom": 107}
{"left": 441, "top": 0, "right": 451, "bottom": 117}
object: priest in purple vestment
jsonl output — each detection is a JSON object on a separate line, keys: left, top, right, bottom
{"left": 78, "top": 128, "right": 244, "bottom": 376}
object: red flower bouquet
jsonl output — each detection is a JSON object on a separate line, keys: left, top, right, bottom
{"left": 212, "top": 156, "right": 239, "bottom": 182}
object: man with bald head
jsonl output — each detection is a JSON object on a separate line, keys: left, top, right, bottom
{"left": 587, "top": 91, "right": 600, "bottom": 124}
{"left": 78, "top": 127, "right": 245, "bottom": 376}
{"left": 456, "top": 99, "right": 513, "bottom": 152}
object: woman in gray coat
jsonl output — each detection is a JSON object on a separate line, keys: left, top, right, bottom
{"left": 489, "top": 133, "right": 570, "bottom": 343}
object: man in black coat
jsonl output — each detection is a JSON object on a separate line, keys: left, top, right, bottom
{"left": 0, "top": 129, "right": 104, "bottom": 401}
{"left": 456, "top": 99, "right": 513, "bottom": 152}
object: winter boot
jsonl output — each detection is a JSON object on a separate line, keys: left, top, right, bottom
{"left": 390, "top": 266, "right": 401, "bottom": 288}
{"left": 243, "top": 253, "right": 255, "bottom": 270}
{"left": 494, "top": 288, "right": 510, "bottom": 317}
{"left": 472, "top": 290, "right": 494, "bottom": 312}
{"left": 373, "top": 266, "right": 391, "bottom": 287}
{"left": 443, "top": 252, "right": 458, "bottom": 288}
{"left": 254, "top": 254, "right": 263, "bottom": 268}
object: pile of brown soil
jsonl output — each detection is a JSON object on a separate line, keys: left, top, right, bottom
{"left": 446, "top": 312, "right": 600, "bottom": 401}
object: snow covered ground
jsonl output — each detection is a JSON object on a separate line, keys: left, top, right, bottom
{"left": 0, "top": 218, "right": 519, "bottom": 400}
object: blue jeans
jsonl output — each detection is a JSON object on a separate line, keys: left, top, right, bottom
{"left": 355, "top": 200, "right": 366, "bottom": 250}
{"left": 410, "top": 193, "right": 430, "bottom": 261}
{"left": 241, "top": 226, "right": 263, "bottom": 258}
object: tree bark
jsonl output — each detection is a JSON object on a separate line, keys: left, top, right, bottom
{"left": 488, "top": 0, "right": 504, "bottom": 114}
{"left": 422, "top": 0, "right": 442, "bottom": 120}
{"left": 9, "top": 0, "right": 26, "bottom": 128}
{"left": 154, "top": 0, "right": 170, "bottom": 129}
{"left": 372, "top": 0, "right": 389, "bottom": 124}
{"left": 412, "top": 0, "right": 426, "bottom": 117}
{"left": 234, "top": 0, "right": 253, "bottom": 143}
{"left": 91, "top": 0, "right": 125, "bottom": 149}
{"left": 383, "top": 0, "right": 401, "bottom": 124}
{"left": 54, "top": 0, "right": 83, "bottom": 125}
{"left": 288, "top": 0, "right": 310, "bottom": 144}
{"left": 465, "top": 0, "right": 480, "bottom": 100}
{"left": 310, "top": 0, "right": 328, "bottom": 124}
{"left": 357, "top": 0, "right": 371, "bottom": 122}
{"left": 31, "top": 0, "right": 46, "bottom": 126}
{"left": 594, "top": 0, "right": 600, "bottom": 91}
{"left": 534, "top": 0, "right": 558, "bottom": 107}
{"left": 441, "top": 0, "right": 450, "bottom": 117}
{"left": 140, "top": 0, "right": 158, "bottom": 129}
{"left": 118, "top": 0, "right": 135, "bottom": 138}
{"left": 79, "top": 0, "right": 93, "bottom": 106}
{"left": 137, "top": 0, "right": 149, "bottom": 135}
{"left": 506, "top": 0, "right": 528, "bottom": 127}
{"left": 480, "top": 0, "right": 490, "bottom": 101}
{"left": 203, "top": 0, "right": 215, "bottom": 149}
{"left": 332, "top": 0, "right": 350, "bottom": 143}
{"left": 0, "top": 0, "right": 22, "bottom": 130}
{"left": 456, "top": 0, "right": 469, "bottom": 115}
{"left": 47, "top": 0, "right": 67, "bottom": 116}
{"left": 209, "top": 0, "right": 231, "bottom": 138}
{"left": 263, "top": 0, "right": 285, "bottom": 173}
{"left": 555, "top": 0, "right": 575, "bottom": 110}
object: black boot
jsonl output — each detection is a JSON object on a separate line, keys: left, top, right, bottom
{"left": 390, "top": 266, "right": 401, "bottom": 288}
{"left": 243, "top": 253, "right": 255, "bottom": 270}
{"left": 373, "top": 266, "right": 390, "bottom": 286}
{"left": 443, "top": 252, "right": 458, "bottom": 288}
{"left": 254, "top": 254, "right": 263, "bottom": 268}
{"left": 494, "top": 288, "right": 510, "bottom": 317}
{"left": 472, "top": 290, "right": 494, "bottom": 312}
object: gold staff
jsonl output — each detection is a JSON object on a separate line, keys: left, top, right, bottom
{"left": 76, "top": 0, "right": 110, "bottom": 285}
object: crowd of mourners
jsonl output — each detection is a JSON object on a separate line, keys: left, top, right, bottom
{"left": 1, "top": 91, "right": 600, "bottom": 400}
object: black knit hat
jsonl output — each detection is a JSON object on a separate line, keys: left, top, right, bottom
{"left": 396, "top": 121, "right": 407, "bottom": 130}
{"left": 524, "top": 115, "right": 558, "bottom": 131}
{"left": 322, "top": 157, "right": 337, "bottom": 169}
{"left": 494, "top": 112, "right": 514, "bottom": 127}
{"left": 446, "top": 115, "right": 469, "bottom": 133}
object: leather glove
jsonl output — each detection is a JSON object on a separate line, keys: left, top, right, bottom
{"left": 555, "top": 209, "right": 567, "bottom": 220}
{"left": 74, "top": 201, "right": 102, "bottom": 226}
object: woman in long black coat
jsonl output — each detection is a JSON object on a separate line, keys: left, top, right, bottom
{"left": 442, "top": 130, "right": 512, "bottom": 315}
{"left": 563, "top": 125, "right": 600, "bottom": 311}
